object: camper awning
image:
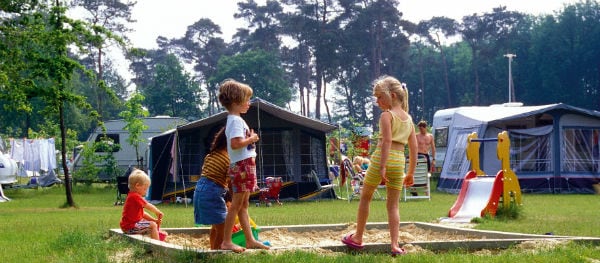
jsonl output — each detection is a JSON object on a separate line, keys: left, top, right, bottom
{"left": 455, "top": 103, "right": 600, "bottom": 124}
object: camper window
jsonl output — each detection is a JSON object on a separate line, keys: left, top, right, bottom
{"left": 563, "top": 128, "right": 599, "bottom": 172}
{"left": 434, "top": 127, "right": 448, "bottom": 148}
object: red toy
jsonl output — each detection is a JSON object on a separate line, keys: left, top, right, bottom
{"left": 257, "top": 177, "right": 283, "bottom": 207}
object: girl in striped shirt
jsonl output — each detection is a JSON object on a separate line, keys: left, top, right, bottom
{"left": 193, "top": 126, "right": 231, "bottom": 250}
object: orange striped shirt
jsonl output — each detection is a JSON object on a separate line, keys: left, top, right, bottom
{"left": 201, "top": 150, "right": 230, "bottom": 188}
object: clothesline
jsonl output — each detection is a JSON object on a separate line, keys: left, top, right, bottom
{"left": 9, "top": 138, "right": 58, "bottom": 174}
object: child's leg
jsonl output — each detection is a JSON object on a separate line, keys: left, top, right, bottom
{"left": 209, "top": 226, "right": 217, "bottom": 249}
{"left": 237, "top": 192, "right": 269, "bottom": 249}
{"left": 386, "top": 187, "right": 402, "bottom": 252}
{"left": 353, "top": 183, "right": 376, "bottom": 243}
{"left": 210, "top": 223, "right": 225, "bottom": 250}
{"left": 220, "top": 192, "right": 245, "bottom": 252}
{"left": 148, "top": 221, "right": 159, "bottom": 240}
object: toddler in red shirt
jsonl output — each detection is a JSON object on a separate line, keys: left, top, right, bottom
{"left": 120, "top": 169, "right": 167, "bottom": 241}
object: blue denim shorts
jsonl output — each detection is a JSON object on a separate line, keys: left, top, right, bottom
{"left": 193, "top": 177, "right": 227, "bottom": 225}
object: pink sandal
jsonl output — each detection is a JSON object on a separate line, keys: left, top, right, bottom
{"left": 341, "top": 233, "right": 364, "bottom": 250}
{"left": 391, "top": 247, "right": 407, "bottom": 257}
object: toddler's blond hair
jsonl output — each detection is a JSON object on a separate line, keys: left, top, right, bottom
{"left": 128, "top": 169, "right": 150, "bottom": 190}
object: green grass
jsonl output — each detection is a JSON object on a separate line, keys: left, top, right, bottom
{"left": 1, "top": 183, "right": 600, "bottom": 262}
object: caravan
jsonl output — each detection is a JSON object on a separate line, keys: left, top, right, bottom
{"left": 73, "top": 116, "right": 187, "bottom": 180}
{"left": 431, "top": 107, "right": 460, "bottom": 173}
{"left": 432, "top": 103, "right": 600, "bottom": 194}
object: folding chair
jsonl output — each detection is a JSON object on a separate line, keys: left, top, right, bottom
{"left": 114, "top": 167, "right": 133, "bottom": 206}
{"left": 340, "top": 157, "right": 383, "bottom": 202}
{"left": 257, "top": 176, "right": 283, "bottom": 207}
{"left": 403, "top": 155, "right": 431, "bottom": 201}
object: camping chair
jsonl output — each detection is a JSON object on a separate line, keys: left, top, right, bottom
{"left": 403, "top": 155, "right": 431, "bottom": 201}
{"left": 114, "top": 167, "right": 133, "bottom": 206}
{"left": 340, "top": 157, "right": 383, "bottom": 202}
{"left": 257, "top": 177, "right": 283, "bottom": 207}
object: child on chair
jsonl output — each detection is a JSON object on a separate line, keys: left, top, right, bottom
{"left": 120, "top": 169, "right": 167, "bottom": 241}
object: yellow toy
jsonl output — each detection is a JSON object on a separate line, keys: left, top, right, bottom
{"left": 448, "top": 131, "right": 522, "bottom": 219}
{"left": 496, "top": 131, "right": 522, "bottom": 209}
{"left": 468, "top": 131, "right": 522, "bottom": 209}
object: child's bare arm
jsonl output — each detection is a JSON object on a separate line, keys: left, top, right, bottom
{"left": 231, "top": 129, "right": 259, "bottom": 149}
{"left": 143, "top": 202, "right": 164, "bottom": 222}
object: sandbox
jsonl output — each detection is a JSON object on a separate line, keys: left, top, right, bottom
{"left": 109, "top": 222, "right": 600, "bottom": 255}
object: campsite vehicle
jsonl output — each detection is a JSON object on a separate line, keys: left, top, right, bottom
{"left": 0, "top": 151, "right": 17, "bottom": 185}
{"left": 72, "top": 116, "right": 188, "bottom": 181}
{"left": 0, "top": 136, "right": 17, "bottom": 187}
{"left": 432, "top": 103, "right": 600, "bottom": 194}
{"left": 431, "top": 107, "right": 460, "bottom": 173}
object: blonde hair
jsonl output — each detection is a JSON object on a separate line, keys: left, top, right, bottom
{"left": 218, "top": 79, "right": 253, "bottom": 111}
{"left": 353, "top": 156, "right": 364, "bottom": 165}
{"left": 372, "top": 75, "right": 409, "bottom": 113}
{"left": 352, "top": 156, "right": 364, "bottom": 173}
{"left": 128, "top": 169, "right": 150, "bottom": 190}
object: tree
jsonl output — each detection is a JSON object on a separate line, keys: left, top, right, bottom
{"left": 118, "top": 93, "right": 149, "bottom": 168}
{"left": 233, "top": 0, "right": 284, "bottom": 53}
{"left": 209, "top": 49, "right": 291, "bottom": 107}
{"left": 1, "top": 1, "right": 102, "bottom": 207}
{"left": 416, "top": 17, "right": 459, "bottom": 108}
{"left": 71, "top": 0, "right": 136, "bottom": 119}
{"left": 334, "top": 0, "right": 409, "bottom": 128}
{"left": 140, "top": 53, "right": 202, "bottom": 119}
{"left": 459, "top": 6, "right": 525, "bottom": 105}
{"left": 280, "top": 0, "right": 344, "bottom": 121}
{"left": 167, "top": 18, "right": 228, "bottom": 115}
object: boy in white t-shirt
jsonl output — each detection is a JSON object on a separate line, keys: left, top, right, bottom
{"left": 218, "top": 79, "right": 270, "bottom": 252}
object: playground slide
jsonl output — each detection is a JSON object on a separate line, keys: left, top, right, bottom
{"left": 448, "top": 170, "right": 504, "bottom": 221}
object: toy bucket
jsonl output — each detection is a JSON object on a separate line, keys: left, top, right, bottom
{"left": 231, "top": 227, "right": 260, "bottom": 247}
{"left": 159, "top": 231, "right": 167, "bottom": 241}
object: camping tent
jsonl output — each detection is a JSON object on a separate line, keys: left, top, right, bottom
{"left": 147, "top": 98, "right": 338, "bottom": 201}
{"left": 433, "top": 103, "right": 600, "bottom": 194}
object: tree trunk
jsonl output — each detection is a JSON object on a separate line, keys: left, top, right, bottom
{"left": 436, "top": 33, "right": 452, "bottom": 107}
{"left": 323, "top": 78, "right": 331, "bottom": 123}
{"left": 97, "top": 46, "right": 104, "bottom": 118}
{"left": 474, "top": 57, "right": 480, "bottom": 105}
{"left": 417, "top": 43, "right": 425, "bottom": 121}
{"left": 371, "top": 14, "right": 383, "bottom": 131}
{"left": 300, "top": 44, "right": 311, "bottom": 116}
{"left": 60, "top": 100, "right": 75, "bottom": 207}
{"left": 315, "top": 69, "right": 323, "bottom": 119}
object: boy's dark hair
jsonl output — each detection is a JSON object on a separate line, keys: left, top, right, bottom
{"left": 417, "top": 120, "right": 428, "bottom": 128}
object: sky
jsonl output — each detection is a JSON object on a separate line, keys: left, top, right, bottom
{"left": 128, "top": 0, "right": 580, "bottom": 49}
{"left": 110, "top": 0, "right": 581, "bottom": 112}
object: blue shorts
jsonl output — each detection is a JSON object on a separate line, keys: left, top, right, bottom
{"left": 193, "top": 177, "right": 227, "bottom": 225}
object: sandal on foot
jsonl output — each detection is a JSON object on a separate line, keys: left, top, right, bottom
{"left": 391, "top": 248, "right": 407, "bottom": 257}
{"left": 341, "top": 233, "right": 364, "bottom": 250}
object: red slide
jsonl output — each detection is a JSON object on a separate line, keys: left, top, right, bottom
{"left": 448, "top": 170, "right": 504, "bottom": 221}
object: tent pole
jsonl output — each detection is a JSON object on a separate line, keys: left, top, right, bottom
{"left": 172, "top": 131, "right": 178, "bottom": 203}
{"left": 176, "top": 130, "right": 188, "bottom": 207}
{"left": 257, "top": 100, "right": 264, "bottom": 186}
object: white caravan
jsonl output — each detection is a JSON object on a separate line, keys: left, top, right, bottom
{"left": 73, "top": 116, "right": 188, "bottom": 180}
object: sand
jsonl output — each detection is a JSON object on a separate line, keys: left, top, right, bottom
{"left": 166, "top": 223, "right": 485, "bottom": 251}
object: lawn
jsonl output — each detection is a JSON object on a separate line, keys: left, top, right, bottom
{"left": 1, "top": 183, "right": 600, "bottom": 262}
